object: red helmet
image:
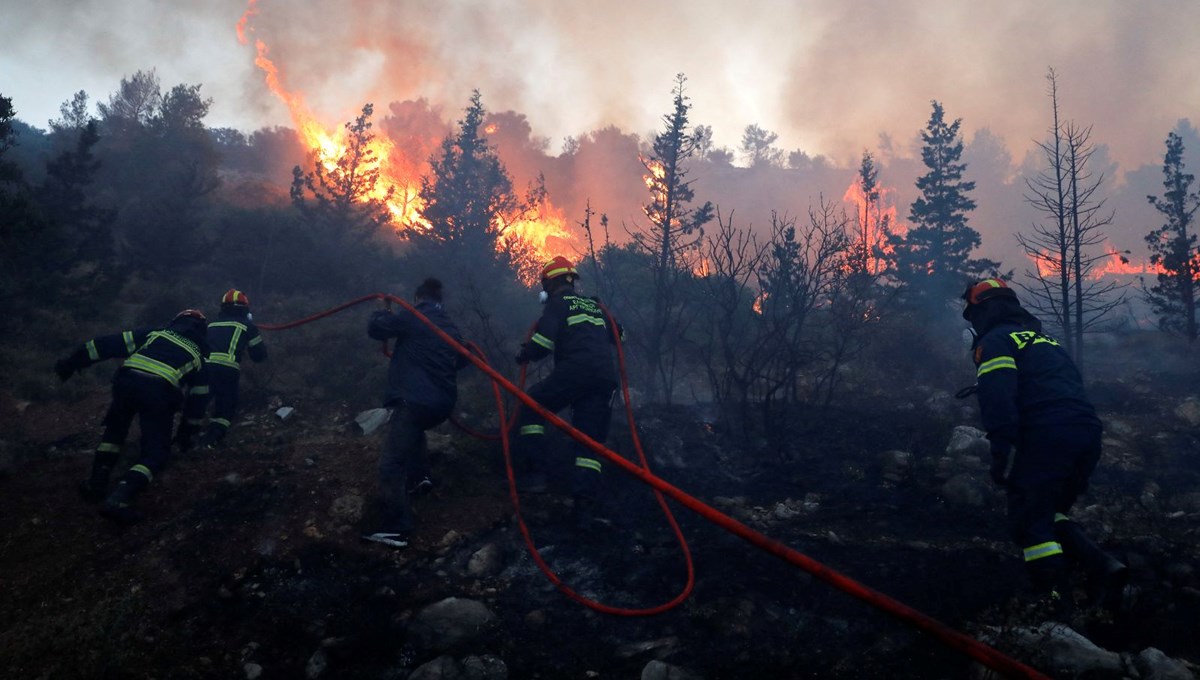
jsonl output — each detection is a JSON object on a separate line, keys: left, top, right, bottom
{"left": 541, "top": 256, "right": 578, "bottom": 283}
{"left": 173, "top": 309, "right": 207, "bottom": 324}
{"left": 221, "top": 289, "right": 250, "bottom": 308}
{"left": 962, "top": 278, "right": 1016, "bottom": 306}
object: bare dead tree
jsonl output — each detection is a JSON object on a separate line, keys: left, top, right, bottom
{"left": 754, "top": 202, "right": 855, "bottom": 458}
{"left": 695, "top": 208, "right": 767, "bottom": 436}
{"left": 1018, "top": 68, "right": 1125, "bottom": 371}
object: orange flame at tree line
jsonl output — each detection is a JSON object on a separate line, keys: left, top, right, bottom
{"left": 236, "top": 1, "right": 573, "bottom": 275}
{"left": 1024, "top": 243, "right": 1200, "bottom": 281}
{"left": 841, "top": 179, "right": 906, "bottom": 275}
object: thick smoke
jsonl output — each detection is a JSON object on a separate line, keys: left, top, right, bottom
{"left": 5, "top": 0, "right": 1198, "bottom": 172}
{"left": 6, "top": 0, "right": 1199, "bottom": 274}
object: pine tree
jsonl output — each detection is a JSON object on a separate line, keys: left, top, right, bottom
{"left": 1144, "top": 131, "right": 1200, "bottom": 340}
{"left": 628, "top": 74, "right": 714, "bottom": 402}
{"left": 890, "top": 101, "right": 993, "bottom": 302}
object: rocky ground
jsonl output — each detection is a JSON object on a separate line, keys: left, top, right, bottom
{"left": 1, "top": 368, "right": 1199, "bottom": 679}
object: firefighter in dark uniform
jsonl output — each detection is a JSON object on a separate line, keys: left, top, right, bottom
{"left": 361, "top": 278, "right": 468, "bottom": 548}
{"left": 514, "top": 256, "right": 620, "bottom": 527}
{"left": 199, "top": 289, "right": 267, "bottom": 447}
{"left": 55, "top": 309, "right": 211, "bottom": 523}
{"left": 963, "top": 278, "right": 1127, "bottom": 608}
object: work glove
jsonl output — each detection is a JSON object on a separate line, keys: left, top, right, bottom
{"left": 55, "top": 358, "right": 78, "bottom": 382}
{"left": 514, "top": 343, "right": 531, "bottom": 365}
{"left": 989, "top": 438, "right": 1012, "bottom": 487}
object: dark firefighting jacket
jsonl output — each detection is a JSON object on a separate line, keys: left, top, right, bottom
{"left": 62, "top": 319, "right": 211, "bottom": 424}
{"left": 368, "top": 302, "right": 467, "bottom": 411}
{"left": 525, "top": 291, "right": 618, "bottom": 382}
{"left": 971, "top": 303, "right": 1099, "bottom": 446}
{"left": 206, "top": 309, "right": 267, "bottom": 371}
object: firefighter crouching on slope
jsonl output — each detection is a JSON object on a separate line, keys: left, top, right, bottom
{"left": 362, "top": 278, "right": 469, "bottom": 549}
{"left": 513, "top": 256, "right": 620, "bottom": 530}
{"left": 55, "top": 309, "right": 211, "bottom": 523}
{"left": 962, "top": 278, "right": 1128, "bottom": 610}
{"left": 199, "top": 289, "right": 267, "bottom": 448}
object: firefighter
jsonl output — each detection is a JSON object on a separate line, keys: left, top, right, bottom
{"left": 513, "top": 256, "right": 619, "bottom": 529}
{"left": 55, "top": 309, "right": 211, "bottom": 523}
{"left": 199, "top": 289, "right": 267, "bottom": 448}
{"left": 361, "top": 278, "right": 468, "bottom": 548}
{"left": 962, "top": 278, "right": 1127, "bottom": 609}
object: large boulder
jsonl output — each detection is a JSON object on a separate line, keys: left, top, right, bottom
{"left": 946, "top": 425, "right": 990, "bottom": 459}
{"left": 408, "top": 598, "right": 497, "bottom": 653}
{"left": 1134, "top": 647, "right": 1195, "bottom": 680}
{"left": 999, "top": 623, "right": 1124, "bottom": 677}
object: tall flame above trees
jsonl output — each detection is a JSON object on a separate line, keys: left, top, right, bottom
{"left": 237, "top": 0, "right": 570, "bottom": 273}
{"left": 843, "top": 150, "right": 903, "bottom": 277}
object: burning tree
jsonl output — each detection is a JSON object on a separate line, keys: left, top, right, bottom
{"left": 849, "top": 150, "right": 894, "bottom": 276}
{"left": 288, "top": 103, "right": 395, "bottom": 289}
{"left": 625, "top": 74, "right": 714, "bottom": 403}
{"left": 1018, "top": 68, "right": 1124, "bottom": 370}
{"left": 405, "top": 91, "right": 546, "bottom": 355}
{"left": 1144, "top": 130, "right": 1200, "bottom": 341}
{"left": 889, "top": 101, "right": 994, "bottom": 306}
{"left": 411, "top": 90, "right": 547, "bottom": 283}
{"left": 291, "top": 103, "right": 395, "bottom": 243}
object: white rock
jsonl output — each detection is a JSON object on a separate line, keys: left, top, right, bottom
{"left": 354, "top": 408, "right": 391, "bottom": 435}
{"left": 276, "top": 406, "right": 295, "bottom": 421}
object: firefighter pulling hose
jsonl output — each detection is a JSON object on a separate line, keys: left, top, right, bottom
{"left": 249, "top": 277, "right": 1048, "bottom": 678}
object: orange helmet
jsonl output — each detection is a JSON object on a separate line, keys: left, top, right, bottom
{"left": 221, "top": 289, "right": 250, "bottom": 308}
{"left": 962, "top": 278, "right": 1017, "bottom": 306}
{"left": 540, "top": 256, "right": 578, "bottom": 283}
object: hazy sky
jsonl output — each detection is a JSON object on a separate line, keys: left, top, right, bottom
{"left": 3, "top": 0, "right": 1199, "bottom": 173}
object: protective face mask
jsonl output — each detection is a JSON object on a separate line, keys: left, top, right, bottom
{"left": 539, "top": 291, "right": 549, "bottom": 304}
{"left": 963, "top": 326, "right": 977, "bottom": 347}
{"left": 247, "top": 313, "right": 254, "bottom": 321}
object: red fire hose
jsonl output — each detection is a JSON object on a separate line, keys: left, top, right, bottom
{"left": 260, "top": 293, "right": 1050, "bottom": 680}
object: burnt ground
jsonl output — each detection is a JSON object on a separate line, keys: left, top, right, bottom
{"left": 1, "top": 378, "right": 1199, "bottom": 680}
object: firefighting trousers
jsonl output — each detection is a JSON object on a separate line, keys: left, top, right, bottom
{"left": 96, "top": 369, "right": 182, "bottom": 491}
{"left": 203, "top": 364, "right": 241, "bottom": 443}
{"left": 514, "top": 370, "right": 616, "bottom": 501}
{"left": 1005, "top": 422, "right": 1102, "bottom": 589}
{"left": 379, "top": 401, "right": 448, "bottom": 532}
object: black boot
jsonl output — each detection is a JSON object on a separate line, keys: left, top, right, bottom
{"left": 99, "top": 479, "right": 144, "bottom": 525}
{"left": 1056, "top": 520, "right": 1128, "bottom": 611}
{"left": 78, "top": 456, "right": 116, "bottom": 503}
{"left": 1026, "top": 555, "right": 1074, "bottom": 622}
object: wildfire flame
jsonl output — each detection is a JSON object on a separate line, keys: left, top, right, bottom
{"left": 841, "top": 179, "right": 905, "bottom": 275}
{"left": 1025, "top": 243, "right": 1200, "bottom": 282}
{"left": 237, "top": 1, "right": 573, "bottom": 277}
